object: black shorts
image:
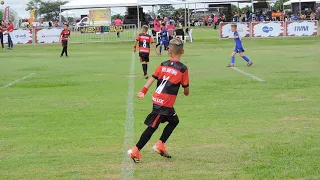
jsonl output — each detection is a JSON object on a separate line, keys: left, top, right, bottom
{"left": 139, "top": 53, "right": 150, "bottom": 62}
{"left": 144, "top": 112, "right": 179, "bottom": 129}
{"left": 62, "top": 40, "right": 68, "bottom": 47}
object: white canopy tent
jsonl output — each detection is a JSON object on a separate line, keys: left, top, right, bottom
{"left": 60, "top": 0, "right": 252, "bottom": 27}
{"left": 284, "top": 0, "right": 320, "bottom": 5}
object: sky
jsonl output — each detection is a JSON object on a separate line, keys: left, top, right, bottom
{"left": 0, "top": 0, "right": 250, "bottom": 19}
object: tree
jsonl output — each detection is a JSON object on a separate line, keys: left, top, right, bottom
{"left": 0, "top": 10, "right": 3, "bottom": 20}
{"left": 157, "top": 5, "right": 175, "bottom": 17}
{"left": 26, "top": 0, "right": 68, "bottom": 21}
{"left": 111, "top": 14, "right": 124, "bottom": 20}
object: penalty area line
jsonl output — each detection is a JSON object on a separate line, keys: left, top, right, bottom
{"left": 120, "top": 52, "right": 135, "bottom": 180}
{"left": 231, "top": 67, "right": 264, "bottom": 82}
{"left": 1, "top": 72, "right": 36, "bottom": 89}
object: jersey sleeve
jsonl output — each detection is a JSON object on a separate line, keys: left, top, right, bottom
{"left": 152, "top": 65, "right": 162, "bottom": 80}
{"left": 234, "top": 32, "right": 239, "bottom": 37}
{"left": 181, "top": 69, "right": 189, "bottom": 88}
{"left": 136, "top": 34, "right": 140, "bottom": 41}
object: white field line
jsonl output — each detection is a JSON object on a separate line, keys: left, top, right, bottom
{"left": 1, "top": 73, "right": 36, "bottom": 89}
{"left": 121, "top": 52, "right": 135, "bottom": 180}
{"left": 231, "top": 67, "right": 264, "bottom": 82}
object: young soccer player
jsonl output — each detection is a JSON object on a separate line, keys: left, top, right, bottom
{"left": 59, "top": 24, "right": 70, "bottom": 57}
{"left": 227, "top": 24, "right": 253, "bottom": 67}
{"left": 159, "top": 23, "right": 169, "bottom": 54}
{"left": 128, "top": 38, "right": 190, "bottom": 163}
{"left": 133, "top": 25, "right": 159, "bottom": 79}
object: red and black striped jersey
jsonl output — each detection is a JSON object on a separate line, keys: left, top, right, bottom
{"left": 61, "top": 30, "right": 70, "bottom": 41}
{"left": 136, "top": 33, "right": 153, "bottom": 54}
{"left": 151, "top": 60, "right": 189, "bottom": 115}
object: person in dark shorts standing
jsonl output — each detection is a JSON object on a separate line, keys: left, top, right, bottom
{"left": 133, "top": 25, "right": 159, "bottom": 79}
{"left": 0, "top": 21, "right": 4, "bottom": 49}
{"left": 128, "top": 38, "right": 190, "bottom": 163}
{"left": 59, "top": 24, "right": 70, "bottom": 57}
{"left": 6, "top": 21, "right": 14, "bottom": 50}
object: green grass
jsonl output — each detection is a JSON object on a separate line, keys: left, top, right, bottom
{"left": 1, "top": 29, "right": 320, "bottom": 179}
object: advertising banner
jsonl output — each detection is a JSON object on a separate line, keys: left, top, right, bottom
{"left": 220, "top": 22, "right": 250, "bottom": 38}
{"left": 252, "top": 21, "right": 284, "bottom": 37}
{"left": 4, "top": 29, "right": 33, "bottom": 44}
{"left": 80, "top": 26, "right": 124, "bottom": 34}
{"left": 285, "top": 21, "right": 318, "bottom": 36}
{"left": 36, "top": 28, "right": 62, "bottom": 43}
{"left": 89, "top": 9, "right": 111, "bottom": 26}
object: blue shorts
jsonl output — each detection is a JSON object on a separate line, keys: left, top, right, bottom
{"left": 160, "top": 40, "right": 168, "bottom": 46}
{"left": 234, "top": 47, "right": 245, "bottom": 53}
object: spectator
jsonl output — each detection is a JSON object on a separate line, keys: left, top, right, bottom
{"left": 153, "top": 16, "right": 161, "bottom": 36}
{"left": 166, "top": 20, "right": 175, "bottom": 41}
{"left": 241, "top": 11, "right": 246, "bottom": 22}
{"left": 175, "top": 23, "right": 185, "bottom": 41}
{"left": 213, "top": 15, "right": 219, "bottom": 29}
{"left": 310, "top": 11, "right": 316, "bottom": 20}
{"left": 6, "top": 21, "right": 14, "bottom": 50}
{"left": 114, "top": 16, "right": 123, "bottom": 38}
{"left": 0, "top": 21, "right": 4, "bottom": 49}
{"left": 233, "top": 12, "right": 239, "bottom": 22}
{"left": 54, "top": 21, "right": 59, "bottom": 27}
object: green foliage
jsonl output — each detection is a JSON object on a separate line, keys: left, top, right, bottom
{"left": 157, "top": 5, "right": 175, "bottom": 17}
{"left": 111, "top": 14, "right": 124, "bottom": 20}
{"left": 0, "top": 10, "right": 3, "bottom": 20}
{"left": 26, "top": 0, "right": 68, "bottom": 21}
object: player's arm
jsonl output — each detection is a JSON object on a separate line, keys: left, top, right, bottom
{"left": 137, "top": 77, "right": 156, "bottom": 100}
{"left": 133, "top": 35, "right": 139, "bottom": 52}
{"left": 150, "top": 37, "right": 159, "bottom": 55}
{"left": 137, "top": 65, "right": 161, "bottom": 99}
{"left": 181, "top": 69, "right": 190, "bottom": 96}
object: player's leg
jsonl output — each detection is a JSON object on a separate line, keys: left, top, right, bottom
{"left": 153, "top": 113, "right": 179, "bottom": 158}
{"left": 227, "top": 51, "right": 237, "bottom": 67}
{"left": 140, "top": 54, "right": 149, "bottom": 78}
{"left": 128, "top": 113, "right": 162, "bottom": 163}
{"left": 65, "top": 41, "right": 68, "bottom": 57}
{"left": 239, "top": 52, "right": 253, "bottom": 67}
{"left": 60, "top": 41, "right": 66, "bottom": 57}
{"left": 159, "top": 40, "right": 163, "bottom": 54}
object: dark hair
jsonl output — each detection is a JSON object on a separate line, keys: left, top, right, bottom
{"left": 161, "top": 23, "right": 165, "bottom": 26}
{"left": 65, "top": 24, "right": 69, "bottom": 27}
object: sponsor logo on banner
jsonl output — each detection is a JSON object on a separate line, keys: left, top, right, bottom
{"left": 4, "top": 30, "right": 32, "bottom": 44}
{"left": 252, "top": 22, "right": 284, "bottom": 37}
{"left": 80, "top": 26, "right": 124, "bottom": 34}
{"left": 36, "top": 28, "right": 62, "bottom": 43}
{"left": 220, "top": 23, "right": 250, "bottom": 38}
{"left": 286, "top": 21, "right": 318, "bottom": 36}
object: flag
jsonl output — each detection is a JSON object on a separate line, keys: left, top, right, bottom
{"left": 4, "top": 6, "right": 10, "bottom": 22}
{"left": 30, "top": 9, "right": 36, "bottom": 25}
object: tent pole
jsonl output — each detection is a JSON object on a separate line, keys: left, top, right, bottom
{"left": 251, "top": 0, "right": 254, "bottom": 13}
{"left": 137, "top": 5, "right": 140, "bottom": 31}
{"left": 184, "top": 3, "right": 187, "bottom": 28}
{"left": 59, "top": 7, "right": 62, "bottom": 25}
{"left": 188, "top": 4, "right": 190, "bottom": 27}
{"left": 299, "top": 0, "right": 301, "bottom": 15}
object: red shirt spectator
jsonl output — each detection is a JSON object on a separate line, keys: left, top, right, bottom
{"left": 166, "top": 21, "right": 175, "bottom": 36}
{"left": 114, "top": 18, "right": 123, "bottom": 26}
{"left": 7, "top": 23, "right": 14, "bottom": 33}
{"left": 154, "top": 17, "right": 161, "bottom": 32}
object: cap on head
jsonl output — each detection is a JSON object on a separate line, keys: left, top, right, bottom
{"left": 169, "top": 38, "right": 184, "bottom": 55}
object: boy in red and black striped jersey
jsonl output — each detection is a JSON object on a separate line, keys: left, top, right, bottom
{"left": 59, "top": 24, "right": 70, "bottom": 57}
{"left": 133, "top": 25, "right": 159, "bottom": 79}
{"left": 128, "top": 38, "right": 189, "bottom": 163}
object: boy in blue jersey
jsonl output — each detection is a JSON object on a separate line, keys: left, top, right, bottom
{"left": 159, "top": 23, "right": 169, "bottom": 55}
{"left": 227, "top": 24, "right": 253, "bottom": 67}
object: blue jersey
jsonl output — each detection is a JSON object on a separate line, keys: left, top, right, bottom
{"left": 161, "top": 29, "right": 168, "bottom": 42}
{"left": 234, "top": 31, "right": 242, "bottom": 48}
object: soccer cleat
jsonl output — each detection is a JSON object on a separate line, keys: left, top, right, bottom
{"left": 127, "top": 146, "right": 141, "bottom": 163}
{"left": 247, "top": 62, "right": 253, "bottom": 67}
{"left": 227, "top": 64, "right": 234, "bottom": 67}
{"left": 144, "top": 75, "right": 148, "bottom": 79}
{"left": 152, "top": 140, "right": 172, "bottom": 158}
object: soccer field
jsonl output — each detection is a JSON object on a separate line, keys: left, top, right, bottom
{"left": 1, "top": 29, "right": 320, "bottom": 179}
